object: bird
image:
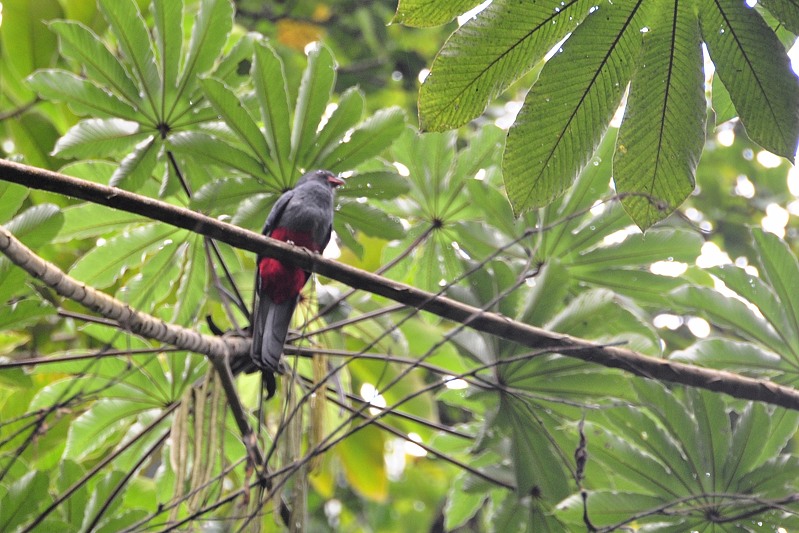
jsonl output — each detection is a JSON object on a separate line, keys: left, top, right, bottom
{"left": 251, "top": 169, "right": 344, "bottom": 398}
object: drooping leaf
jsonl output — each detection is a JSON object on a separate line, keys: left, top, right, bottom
{"left": 419, "top": 0, "right": 591, "bottom": 131}
{"left": 503, "top": 0, "right": 646, "bottom": 214}
{"left": 700, "top": 0, "right": 799, "bottom": 160}
{"left": 172, "top": 235, "right": 208, "bottom": 325}
{"left": 64, "top": 399, "right": 150, "bottom": 461}
{"left": 614, "top": 0, "right": 706, "bottom": 229}
{"left": 0, "top": 470, "right": 50, "bottom": 531}
{"left": 0, "top": 182, "right": 28, "bottom": 223}
{"left": 570, "top": 228, "right": 703, "bottom": 269}
{"left": 670, "top": 338, "right": 783, "bottom": 374}
{"left": 57, "top": 203, "right": 142, "bottom": 241}
{"left": 191, "top": 176, "right": 266, "bottom": 214}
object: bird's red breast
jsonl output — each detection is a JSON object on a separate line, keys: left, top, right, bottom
{"left": 258, "top": 227, "right": 321, "bottom": 304}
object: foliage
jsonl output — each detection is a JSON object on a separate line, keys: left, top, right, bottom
{"left": 0, "top": 0, "right": 798, "bottom": 531}
{"left": 404, "top": 0, "right": 799, "bottom": 228}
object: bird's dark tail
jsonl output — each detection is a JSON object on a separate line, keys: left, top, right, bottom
{"left": 263, "top": 370, "right": 277, "bottom": 399}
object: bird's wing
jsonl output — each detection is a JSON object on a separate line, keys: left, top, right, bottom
{"left": 261, "top": 189, "right": 294, "bottom": 237}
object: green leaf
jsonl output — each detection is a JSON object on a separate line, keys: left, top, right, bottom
{"left": 0, "top": 182, "right": 28, "bottom": 223}
{"left": 168, "top": 131, "right": 268, "bottom": 181}
{"left": 557, "top": 491, "right": 668, "bottom": 529}
{"left": 497, "top": 395, "right": 571, "bottom": 499}
{"left": 291, "top": 43, "right": 336, "bottom": 172}
{"left": 27, "top": 69, "right": 142, "bottom": 121}
{"left": 419, "top": 0, "right": 590, "bottom": 131}
{"left": 0, "top": 299, "right": 54, "bottom": 330}
{"left": 615, "top": 0, "right": 705, "bottom": 229}
{"left": 393, "top": 0, "right": 484, "bottom": 27}
{"left": 760, "top": 0, "right": 799, "bottom": 35}
{"left": 687, "top": 388, "right": 730, "bottom": 492}
{"left": 0, "top": 470, "right": 49, "bottom": 531}
{"left": 503, "top": 0, "right": 646, "bottom": 214}
{"left": 56, "top": 203, "right": 142, "bottom": 241}
{"left": 0, "top": 0, "right": 61, "bottom": 98}
{"left": 49, "top": 20, "right": 141, "bottom": 105}
{"left": 5, "top": 203, "right": 65, "bottom": 250}
{"left": 172, "top": 235, "right": 208, "bottom": 325}
{"left": 69, "top": 223, "right": 180, "bottom": 288}
{"left": 335, "top": 201, "right": 405, "bottom": 241}
{"left": 307, "top": 86, "right": 365, "bottom": 167}
{"left": 710, "top": 264, "right": 789, "bottom": 345}
{"left": 519, "top": 260, "right": 572, "bottom": 326}
{"left": 570, "top": 228, "right": 703, "bottom": 269}
{"left": 670, "top": 285, "right": 788, "bottom": 355}
{"left": 97, "top": 0, "right": 161, "bottom": 118}
{"left": 700, "top": 0, "right": 799, "bottom": 160}
{"left": 338, "top": 425, "right": 388, "bottom": 501}
{"left": 210, "top": 31, "right": 256, "bottom": 89}
{"left": 444, "top": 472, "right": 487, "bottom": 530}
{"left": 152, "top": 0, "right": 183, "bottom": 109}
{"left": 118, "top": 237, "right": 182, "bottom": 311}
{"left": 503, "top": 354, "right": 634, "bottom": 403}
{"left": 177, "top": 0, "right": 234, "bottom": 100}
{"left": 53, "top": 118, "right": 147, "bottom": 158}
{"left": 545, "top": 289, "right": 658, "bottom": 353}
{"left": 669, "top": 338, "right": 786, "bottom": 376}
{"left": 336, "top": 171, "right": 409, "bottom": 200}
{"left": 191, "top": 176, "right": 266, "bottom": 213}
{"left": 317, "top": 106, "right": 406, "bottom": 173}
{"left": 751, "top": 228, "right": 799, "bottom": 355}
{"left": 725, "top": 403, "right": 771, "bottom": 480}
{"left": 252, "top": 41, "right": 292, "bottom": 181}
{"left": 200, "top": 77, "right": 278, "bottom": 178}
{"left": 64, "top": 399, "right": 147, "bottom": 461}
{"left": 109, "top": 137, "right": 160, "bottom": 191}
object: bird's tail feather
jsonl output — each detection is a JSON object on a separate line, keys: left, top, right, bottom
{"left": 253, "top": 295, "right": 297, "bottom": 399}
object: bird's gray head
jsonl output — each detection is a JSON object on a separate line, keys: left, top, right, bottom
{"left": 297, "top": 169, "right": 344, "bottom": 190}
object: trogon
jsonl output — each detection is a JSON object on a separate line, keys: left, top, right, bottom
{"left": 251, "top": 169, "right": 344, "bottom": 398}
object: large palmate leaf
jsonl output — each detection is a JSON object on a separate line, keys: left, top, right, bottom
{"left": 671, "top": 228, "right": 799, "bottom": 384}
{"left": 382, "top": 125, "right": 503, "bottom": 291}
{"left": 406, "top": 0, "right": 799, "bottom": 229}
{"left": 558, "top": 382, "right": 799, "bottom": 530}
{"left": 192, "top": 41, "right": 408, "bottom": 247}
{"left": 28, "top": 0, "right": 238, "bottom": 192}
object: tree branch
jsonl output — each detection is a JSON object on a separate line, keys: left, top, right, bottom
{"left": 2, "top": 159, "right": 799, "bottom": 410}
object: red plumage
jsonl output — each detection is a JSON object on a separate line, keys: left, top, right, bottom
{"left": 258, "top": 227, "right": 320, "bottom": 304}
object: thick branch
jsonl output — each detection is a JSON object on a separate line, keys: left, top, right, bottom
{"left": 3, "top": 159, "right": 799, "bottom": 410}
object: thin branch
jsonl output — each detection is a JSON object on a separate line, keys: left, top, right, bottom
{"left": 2, "top": 160, "right": 799, "bottom": 410}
